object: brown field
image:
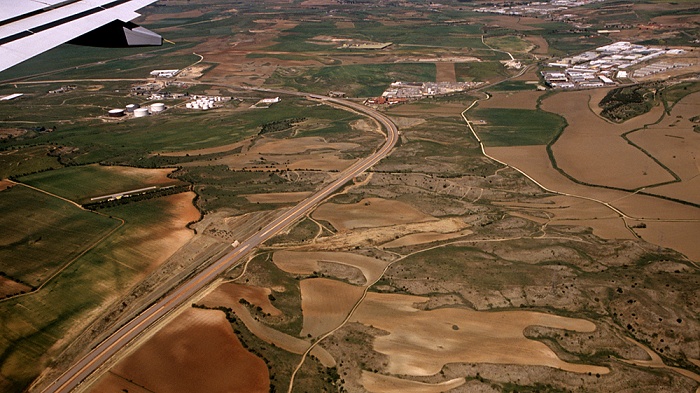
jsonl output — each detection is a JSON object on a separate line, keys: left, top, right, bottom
{"left": 313, "top": 197, "right": 436, "bottom": 231}
{"left": 627, "top": 91, "right": 700, "bottom": 204}
{"left": 435, "top": 62, "right": 456, "bottom": 83}
{"left": 0, "top": 179, "right": 15, "bottom": 189}
{"left": 477, "top": 91, "right": 544, "bottom": 110}
{"left": 486, "top": 142, "right": 700, "bottom": 260}
{"left": 523, "top": 35, "right": 549, "bottom": 55}
{"left": 273, "top": 250, "right": 390, "bottom": 284}
{"left": 543, "top": 90, "right": 673, "bottom": 190}
{"left": 496, "top": 195, "right": 635, "bottom": 240}
{"left": 381, "top": 230, "right": 473, "bottom": 248}
{"left": 0, "top": 276, "right": 31, "bottom": 298}
{"left": 351, "top": 292, "right": 609, "bottom": 377}
{"left": 91, "top": 308, "right": 269, "bottom": 393}
{"left": 300, "top": 278, "right": 364, "bottom": 337}
{"left": 629, "top": 220, "right": 700, "bottom": 262}
{"left": 361, "top": 371, "right": 466, "bottom": 393}
{"left": 201, "top": 283, "right": 336, "bottom": 366}
{"left": 242, "top": 191, "right": 311, "bottom": 204}
{"left": 191, "top": 135, "right": 363, "bottom": 172}
{"left": 104, "top": 165, "right": 180, "bottom": 187}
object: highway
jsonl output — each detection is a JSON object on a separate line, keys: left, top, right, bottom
{"left": 42, "top": 92, "right": 399, "bottom": 393}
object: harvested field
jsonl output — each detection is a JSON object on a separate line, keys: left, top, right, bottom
{"left": 204, "top": 282, "right": 282, "bottom": 316}
{"left": 524, "top": 35, "right": 549, "bottom": 55}
{"left": 273, "top": 250, "right": 390, "bottom": 284}
{"left": 543, "top": 90, "right": 673, "bottom": 190}
{"left": 243, "top": 191, "right": 311, "bottom": 204}
{"left": 300, "top": 278, "right": 364, "bottom": 337}
{"left": 351, "top": 292, "right": 609, "bottom": 376}
{"left": 336, "top": 21, "right": 355, "bottom": 29}
{"left": 477, "top": 91, "right": 544, "bottom": 110}
{"left": 361, "top": 371, "right": 465, "bottom": 393}
{"left": 435, "top": 62, "right": 456, "bottom": 83}
{"left": 313, "top": 197, "right": 436, "bottom": 231}
{"left": 91, "top": 308, "right": 269, "bottom": 393}
{"left": 381, "top": 230, "right": 473, "bottom": 248}
{"left": 201, "top": 283, "right": 336, "bottom": 366}
{"left": 629, "top": 220, "right": 700, "bottom": 262}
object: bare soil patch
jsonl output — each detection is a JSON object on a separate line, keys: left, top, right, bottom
{"left": 351, "top": 292, "right": 609, "bottom": 376}
{"left": 0, "top": 179, "right": 14, "bottom": 189}
{"left": 435, "top": 62, "right": 457, "bottom": 83}
{"left": 300, "top": 278, "right": 364, "bottom": 337}
{"left": 523, "top": 35, "right": 549, "bottom": 55}
{"left": 361, "top": 371, "right": 465, "bottom": 393}
{"left": 273, "top": 250, "right": 390, "bottom": 284}
{"left": 0, "top": 276, "right": 31, "bottom": 298}
{"left": 242, "top": 191, "right": 311, "bottom": 204}
{"left": 543, "top": 90, "right": 673, "bottom": 190}
{"left": 630, "top": 220, "right": 700, "bottom": 262}
{"left": 313, "top": 197, "right": 436, "bottom": 231}
{"left": 92, "top": 308, "right": 269, "bottom": 393}
{"left": 336, "top": 21, "right": 355, "bottom": 29}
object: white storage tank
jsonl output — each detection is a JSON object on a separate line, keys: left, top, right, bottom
{"left": 133, "top": 108, "right": 149, "bottom": 117}
{"left": 108, "top": 109, "right": 125, "bottom": 117}
{"left": 150, "top": 103, "right": 165, "bottom": 113}
{"left": 125, "top": 103, "right": 139, "bottom": 112}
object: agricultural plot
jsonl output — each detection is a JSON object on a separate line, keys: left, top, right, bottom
{"left": 484, "top": 35, "right": 535, "bottom": 53}
{"left": 91, "top": 308, "right": 269, "bottom": 393}
{"left": 313, "top": 197, "right": 436, "bottom": 231}
{"left": 0, "top": 193, "right": 198, "bottom": 391}
{"left": 0, "top": 146, "right": 62, "bottom": 179}
{"left": 0, "top": 185, "right": 118, "bottom": 286}
{"left": 470, "top": 107, "right": 566, "bottom": 146}
{"left": 19, "top": 165, "right": 180, "bottom": 203}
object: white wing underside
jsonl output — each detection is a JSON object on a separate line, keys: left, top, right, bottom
{"left": 0, "top": 0, "right": 160, "bottom": 72}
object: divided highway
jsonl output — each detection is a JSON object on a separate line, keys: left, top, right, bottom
{"left": 42, "top": 93, "right": 399, "bottom": 393}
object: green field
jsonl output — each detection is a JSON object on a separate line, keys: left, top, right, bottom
{"left": 455, "top": 62, "right": 512, "bottom": 82}
{"left": 0, "top": 186, "right": 119, "bottom": 286}
{"left": 0, "top": 146, "right": 62, "bottom": 179}
{"left": 19, "top": 165, "right": 180, "bottom": 203}
{"left": 470, "top": 108, "right": 566, "bottom": 146}
{"left": 485, "top": 35, "right": 534, "bottom": 53}
{"left": 0, "top": 194, "right": 188, "bottom": 392}
{"left": 266, "top": 63, "right": 436, "bottom": 97}
{"left": 488, "top": 81, "right": 540, "bottom": 92}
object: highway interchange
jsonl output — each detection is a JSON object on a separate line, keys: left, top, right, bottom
{"left": 42, "top": 91, "right": 399, "bottom": 393}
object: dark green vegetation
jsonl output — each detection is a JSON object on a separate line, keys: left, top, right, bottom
{"left": 488, "top": 80, "right": 540, "bottom": 92}
{"left": 455, "top": 62, "right": 513, "bottom": 82}
{"left": 470, "top": 107, "right": 566, "bottom": 146}
{"left": 599, "top": 84, "right": 658, "bottom": 122}
{"left": 0, "top": 186, "right": 118, "bottom": 287}
{"left": 267, "top": 63, "right": 436, "bottom": 97}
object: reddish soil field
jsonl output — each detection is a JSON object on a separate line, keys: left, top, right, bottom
{"left": 91, "top": 308, "right": 269, "bottom": 393}
{"left": 0, "top": 276, "right": 31, "bottom": 298}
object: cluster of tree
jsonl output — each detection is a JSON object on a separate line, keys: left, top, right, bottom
{"left": 258, "top": 117, "right": 306, "bottom": 135}
{"left": 599, "top": 83, "right": 659, "bottom": 122}
{"left": 82, "top": 184, "right": 190, "bottom": 210}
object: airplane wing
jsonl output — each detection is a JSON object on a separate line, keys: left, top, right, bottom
{"left": 0, "top": 0, "right": 162, "bottom": 73}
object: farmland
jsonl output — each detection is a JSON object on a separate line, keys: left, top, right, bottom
{"left": 1, "top": 0, "right": 700, "bottom": 392}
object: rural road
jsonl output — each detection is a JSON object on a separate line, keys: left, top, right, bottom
{"left": 41, "top": 91, "right": 399, "bottom": 393}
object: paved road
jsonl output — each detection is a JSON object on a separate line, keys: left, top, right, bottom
{"left": 42, "top": 93, "right": 398, "bottom": 393}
